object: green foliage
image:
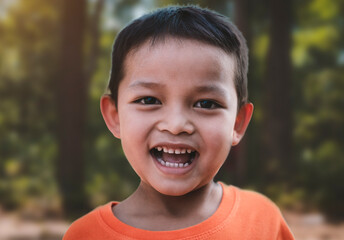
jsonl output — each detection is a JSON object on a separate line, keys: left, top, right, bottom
{"left": 0, "top": 0, "right": 61, "bottom": 211}
{"left": 295, "top": 68, "right": 344, "bottom": 220}
{"left": 292, "top": 0, "right": 344, "bottom": 220}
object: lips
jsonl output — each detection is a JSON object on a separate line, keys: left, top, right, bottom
{"left": 150, "top": 146, "right": 197, "bottom": 168}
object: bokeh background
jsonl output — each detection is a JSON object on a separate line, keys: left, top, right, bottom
{"left": 0, "top": 0, "right": 343, "bottom": 239}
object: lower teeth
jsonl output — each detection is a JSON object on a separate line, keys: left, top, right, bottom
{"left": 157, "top": 158, "right": 191, "bottom": 168}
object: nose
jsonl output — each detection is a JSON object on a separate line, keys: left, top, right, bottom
{"left": 157, "top": 105, "right": 195, "bottom": 135}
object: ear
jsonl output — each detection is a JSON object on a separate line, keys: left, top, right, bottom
{"left": 100, "top": 95, "right": 121, "bottom": 139}
{"left": 232, "top": 103, "right": 254, "bottom": 146}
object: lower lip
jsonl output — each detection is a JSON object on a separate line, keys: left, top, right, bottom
{"left": 151, "top": 154, "right": 197, "bottom": 176}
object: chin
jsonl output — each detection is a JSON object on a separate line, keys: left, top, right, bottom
{"left": 153, "top": 181, "right": 201, "bottom": 197}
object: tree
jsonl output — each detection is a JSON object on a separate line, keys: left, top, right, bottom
{"left": 56, "top": 0, "right": 88, "bottom": 217}
{"left": 263, "top": 0, "right": 293, "bottom": 181}
{"left": 56, "top": 0, "right": 105, "bottom": 217}
{"left": 229, "top": 0, "right": 252, "bottom": 187}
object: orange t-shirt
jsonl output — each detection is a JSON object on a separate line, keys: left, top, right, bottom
{"left": 63, "top": 183, "right": 294, "bottom": 240}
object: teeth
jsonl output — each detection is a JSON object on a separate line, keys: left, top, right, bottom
{"left": 156, "top": 158, "right": 193, "bottom": 168}
{"left": 155, "top": 147, "right": 195, "bottom": 154}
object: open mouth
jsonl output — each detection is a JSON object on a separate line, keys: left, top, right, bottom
{"left": 150, "top": 147, "right": 197, "bottom": 168}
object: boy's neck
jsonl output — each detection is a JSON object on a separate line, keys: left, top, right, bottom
{"left": 113, "top": 181, "right": 223, "bottom": 231}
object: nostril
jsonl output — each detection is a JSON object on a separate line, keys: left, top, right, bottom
{"left": 157, "top": 117, "right": 195, "bottom": 135}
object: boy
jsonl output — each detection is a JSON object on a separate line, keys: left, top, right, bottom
{"left": 63, "top": 5, "right": 294, "bottom": 239}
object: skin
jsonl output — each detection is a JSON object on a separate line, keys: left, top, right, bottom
{"left": 101, "top": 38, "right": 253, "bottom": 231}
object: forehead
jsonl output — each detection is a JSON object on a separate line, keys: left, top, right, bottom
{"left": 123, "top": 37, "right": 235, "bottom": 84}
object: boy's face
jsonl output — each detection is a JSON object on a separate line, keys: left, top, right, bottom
{"left": 101, "top": 38, "right": 253, "bottom": 196}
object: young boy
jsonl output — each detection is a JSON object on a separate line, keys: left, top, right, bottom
{"left": 63, "top": 5, "right": 294, "bottom": 240}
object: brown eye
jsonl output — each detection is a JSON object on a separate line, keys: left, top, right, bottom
{"left": 194, "top": 100, "right": 220, "bottom": 109}
{"left": 135, "top": 97, "right": 161, "bottom": 105}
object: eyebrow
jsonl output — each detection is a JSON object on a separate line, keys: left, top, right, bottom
{"left": 128, "top": 81, "right": 229, "bottom": 98}
{"left": 128, "top": 81, "right": 165, "bottom": 89}
{"left": 194, "top": 85, "right": 228, "bottom": 98}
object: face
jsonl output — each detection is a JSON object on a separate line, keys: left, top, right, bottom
{"left": 101, "top": 38, "right": 253, "bottom": 196}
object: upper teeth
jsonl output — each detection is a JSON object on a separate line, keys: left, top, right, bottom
{"left": 156, "top": 147, "right": 195, "bottom": 154}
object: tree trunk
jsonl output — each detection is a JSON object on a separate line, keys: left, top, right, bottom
{"left": 263, "top": 0, "right": 293, "bottom": 181}
{"left": 225, "top": 0, "right": 251, "bottom": 187}
{"left": 56, "top": 0, "right": 88, "bottom": 218}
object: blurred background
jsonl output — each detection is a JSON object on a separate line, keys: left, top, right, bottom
{"left": 0, "top": 0, "right": 343, "bottom": 239}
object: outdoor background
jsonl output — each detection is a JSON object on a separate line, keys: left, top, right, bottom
{"left": 0, "top": 0, "right": 343, "bottom": 239}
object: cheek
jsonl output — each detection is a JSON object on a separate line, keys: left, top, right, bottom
{"left": 201, "top": 116, "right": 235, "bottom": 146}
{"left": 119, "top": 114, "right": 142, "bottom": 155}
{"left": 119, "top": 112, "right": 154, "bottom": 154}
{"left": 120, "top": 110, "right": 148, "bottom": 136}
{"left": 199, "top": 117, "right": 234, "bottom": 168}
{"left": 206, "top": 130, "right": 232, "bottom": 160}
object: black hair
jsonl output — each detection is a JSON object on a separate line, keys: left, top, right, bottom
{"left": 108, "top": 5, "right": 249, "bottom": 109}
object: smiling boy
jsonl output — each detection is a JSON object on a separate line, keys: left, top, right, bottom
{"left": 63, "top": 6, "right": 294, "bottom": 240}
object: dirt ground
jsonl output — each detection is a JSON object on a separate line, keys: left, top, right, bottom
{"left": 283, "top": 211, "right": 344, "bottom": 240}
{"left": 0, "top": 210, "right": 343, "bottom": 240}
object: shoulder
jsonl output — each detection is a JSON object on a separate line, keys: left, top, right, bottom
{"left": 237, "top": 189, "right": 295, "bottom": 239}
{"left": 223, "top": 184, "right": 284, "bottom": 223}
{"left": 222, "top": 185, "right": 295, "bottom": 239}
{"left": 62, "top": 203, "right": 111, "bottom": 240}
{"left": 224, "top": 185, "right": 281, "bottom": 214}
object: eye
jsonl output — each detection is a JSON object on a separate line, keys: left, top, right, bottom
{"left": 194, "top": 99, "right": 221, "bottom": 109}
{"left": 134, "top": 96, "right": 161, "bottom": 105}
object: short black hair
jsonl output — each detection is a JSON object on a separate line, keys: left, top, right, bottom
{"left": 107, "top": 5, "right": 249, "bottom": 109}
